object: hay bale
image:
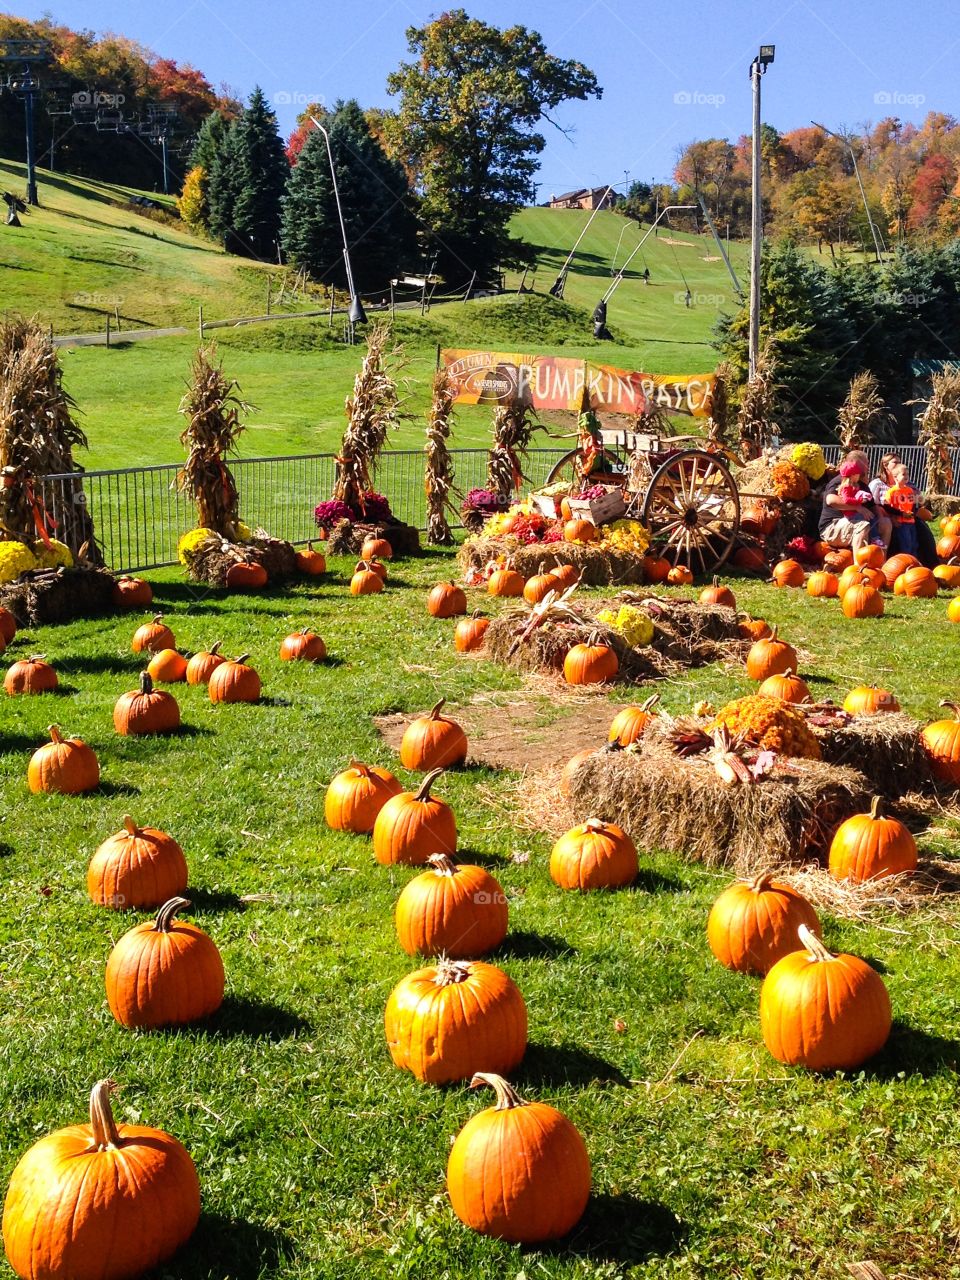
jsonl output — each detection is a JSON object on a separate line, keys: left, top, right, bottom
{"left": 327, "top": 519, "right": 420, "bottom": 557}
{"left": 0, "top": 567, "right": 116, "bottom": 625}
{"left": 812, "top": 712, "right": 932, "bottom": 797}
{"left": 186, "top": 532, "right": 297, "bottom": 586}
{"left": 459, "top": 536, "right": 647, "bottom": 586}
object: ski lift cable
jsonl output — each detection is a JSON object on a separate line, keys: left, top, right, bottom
{"left": 600, "top": 204, "right": 696, "bottom": 305}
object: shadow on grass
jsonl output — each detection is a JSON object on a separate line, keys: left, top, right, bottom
{"left": 0, "top": 842, "right": 14, "bottom": 858}
{"left": 195, "top": 995, "right": 312, "bottom": 1042}
{"left": 519, "top": 1042, "right": 630, "bottom": 1088}
{"left": 187, "top": 1214, "right": 293, "bottom": 1278}
{"left": 188, "top": 887, "right": 249, "bottom": 912}
{"left": 96, "top": 781, "right": 141, "bottom": 797}
{"left": 0, "top": 734, "right": 52, "bottom": 754}
{"left": 258, "top": 696, "right": 294, "bottom": 708}
{"left": 497, "top": 930, "right": 576, "bottom": 960}
{"left": 552, "top": 1192, "right": 685, "bottom": 1266}
{"left": 636, "top": 868, "right": 687, "bottom": 894}
{"left": 864, "top": 1021, "right": 960, "bottom": 1078}
{"left": 62, "top": 655, "right": 142, "bottom": 675}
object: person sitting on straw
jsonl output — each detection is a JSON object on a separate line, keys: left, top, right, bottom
{"left": 819, "top": 449, "right": 891, "bottom": 553}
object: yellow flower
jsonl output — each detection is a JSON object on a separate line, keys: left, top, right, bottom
{"left": 596, "top": 608, "right": 618, "bottom": 626}
{"left": 177, "top": 527, "right": 217, "bottom": 565}
{"left": 236, "top": 520, "right": 252, "bottom": 542}
{"left": 615, "top": 604, "right": 654, "bottom": 647}
{"left": 0, "top": 540, "right": 38, "bottom": 583}
{"left": 790, "top": 443, "right": 826, "bottom": 481}
{"left": 33, "top": 538, "right": 74, "bottom": 569}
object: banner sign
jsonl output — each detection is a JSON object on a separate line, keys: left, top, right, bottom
{"left": 440, "top": 349, "right": 714, "bottom": 418}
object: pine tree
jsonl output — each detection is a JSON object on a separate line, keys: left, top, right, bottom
{"left": 183, "top": 109, "right": 231, "bottom": 232}
{"left": 207, "top": 120, "right": 243, "bottom": 249}
{"left": 232, "top": 87, "right": 289, "bottom": 261}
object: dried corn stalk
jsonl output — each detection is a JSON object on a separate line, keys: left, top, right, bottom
{"left": 488, "top": 403, "right": 540, "bottom": 502}
{"left": 706, "top": 361, "right": 733, "bottom": 449}
{"left": 424, "top": 365, "right": 458, "bottom": 546}
{"left": 837, "top": 371, "right": 895, "bottom": 450}
{"left": 335, "top": 323, "right": 407, "bottom": 512}
{"left": 736, "top": 345, "right": 779, "bottom": 460}
{"left": 916, "top": 368, "right": 960, "bottom": 495}
{"left": 177, "top": 344, "right": 253, "bottom": 540}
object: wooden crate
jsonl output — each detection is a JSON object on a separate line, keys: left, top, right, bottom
{"left": 566, "top": 488, "right": 626, "bottom": 525}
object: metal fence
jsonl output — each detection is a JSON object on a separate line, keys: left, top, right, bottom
{"left": 821, "top": 443, "right": 960, "bottom": 494}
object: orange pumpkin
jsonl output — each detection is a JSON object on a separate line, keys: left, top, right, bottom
{"left": 564, "top": 638, "right": 618, "bottom": 685}
{"left": 842, "top": 684, "right": 900, "bottom": 715}
{"left": 185, "top": 642, "right": 225, "bottom": 685}
{"left": 550, "top": 563, "right": 580, "bottom": 589}
{"left": 454, "top": 613, "right": 490, "bottom": 652}
{"left": 837, "top": 564, "right": 864, "bottom": 595}
{"left": 560, "top": 748, "right": 594, "bottom": 798}
{"left": 706, "top": 870, "right": 821, "bottom": 975}
{"left": 112, "top": 575, "right": 153, "bottom": 608}
{"left": 933, "top": 559, "right": 960, "bottom": 589}
{"left": 146, "top": 648, "right": 188, "bottom": 683}
{"left": 949, "top": 596, "right": 960, "bottom": 624}
{"left": 920, "top": 702, "right": 960, "bottom": 786}
{"left": 427, "top": 581, "right": 467, "bottom": 617}
{"left": 699, "top": 577, "right": 736, "bottom": 609}
{"left": 738, "top": 615, "right": 773, "bottom": 642}
{"left": 114, "top": 672, "right": 181, "bottom": 735}
{"left": 0, "top": 606, "right": 17, "bottom": 644}
{"left": 279, "top": 628, "right": 326, "bottom": 662}
{"left": 772, "top": 559, "right": 805, "bottom": 588}
{"left": 806, "top": 570, "right": 839, "bottom": 598}
{"left": 549, "top": 818, "right": 638, "bottom": 891}
{"left": 372, "top": 768, "right": 457, "bottom": 865}
{"left": 741, "top": 502, "right": 778, "bottom": 537}
{"left": 27, "top": 725, "right": 100, "bottom": 795}
{"left": 350, "top": 561, "right": 384, "bottom": 595}
{"left": 745, "top": 626, "right": 797, "bottom": 681}
{"left": 400, "top": 698, "right": 468, "bottom": 770}
{"left": 394, "top": 853, "right": 508, "bottom": 958}
{"left": 828, "top": 796, "right": 917, "bottom": 883}
{"left": 643, "top": 553, "right": 671, "bottom": 583}
{"left": 295, "top": 542, "right": 326, "bottom": 575}
{"left": 731, "top": 545, "right": 769, "bottom": 574}
{"left": 365, "top": 557, "right": 389, "bottom": 582}
{"left": 758, "top": 668, "right": 811, "bottom": 705}
{"left": 225, "top": 560, "right": 268, "bottom": 590}
{"left": 823, "top": 548, "right": 853, "bottom": 572}
{"left": 325, "top": 761, "right": 402, "bottom": 833}
{"left": 937, "top": 533, "right": 960, "bottom": 561}
{"left": 897, "top": 565, "right": 938, "bottom": 598}
{"left": 881, "top": 553, "right": 920, "bottom": 590}
{"left": 209, "top": 654, "right": 261, "bottom": 703}
{"left": 563, "top": 518, "right": 596, "bottom": 543}
{"left": 841, "top": 582, "right": 884, "bottom": 618}
{"left": 87, "top": 815, "right": 188, "bottom": 910}
{"left": 523, "top": 564, "right": 561, "bottom": 604}
{"left": 131, "top": 614, "right": 174, "bottom": 654}
{"left": 608, "top": 694, "right": 659, "bottom": 746}
{"left": 854, "top": 544, "right": 885, "bottom": 569}
{"left": 487, "top": 567, "right": 524, "bottom": 597}
{"left": 667, "top": 564, "right": 694, "bottom": 586}
{"left": 942, "top": 514, "right": 960, "bottom": 537}
{"left": 4, "top": 655, "right": 58, "bottom": 695}
{"left": 361, "top": 535, "right": 393, "bottom": 561}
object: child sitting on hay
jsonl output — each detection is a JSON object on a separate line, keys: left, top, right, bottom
{"left": 883, "top": 461, "right": 919, "bottom": 557}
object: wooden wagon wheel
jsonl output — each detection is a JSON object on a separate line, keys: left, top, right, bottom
{"left": 642, "top": 449, "right": 740, "bottom": 574}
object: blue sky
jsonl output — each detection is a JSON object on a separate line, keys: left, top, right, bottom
{"left": 13, "top": 0, "right": 957, "bottom": 195}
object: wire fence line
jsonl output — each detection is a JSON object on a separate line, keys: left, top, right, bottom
{"left": 39, "top": 443, "right": 957, "bottom": 574}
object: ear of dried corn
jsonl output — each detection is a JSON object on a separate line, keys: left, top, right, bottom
{"left": 335, "top": 323, "right": 408, "bottom": 512}
{"left": 837, "top": 370, "right": 896, "bottom": 450}
{"left": 915, "top": 368, "right": 960, "bottom": 494}
{"left": 424, "top": 365, "right": 458, "bottom": 546}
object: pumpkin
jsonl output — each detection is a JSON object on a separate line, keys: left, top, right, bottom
{"left": 737, "top": 615, "right": 772, "bottom": 642}
{"left": 837, "top": 564, "right": 863, "bottom": 595}
{"left": 772, "top": 558, "right": 805, "bottom": 588}
{"left": 563, "top": 518, "right": 596, "bottom": 544}
{"left": 395, "top": 853, "right": 508, "bottom": 958}
{"left": 643, "top": 553, "right": 671, "bottom": 582}
{"left": 881, "top": 553, "right": 920, "bottom": 590}
{"left": 365, "top": 557, "right": 389, "bottom": 582}
{"left": 225, "top": 560, "right": 267, "bottom": 590}
{"left": 146, "top": 648, "right": 188, "bottom": 683}
{"left": 361, "top": 535, "right": 393, "bottom": 561}
{"left": 823, "top": 548, "right": 853, "bottom": 572}
{"left": 731, "top": 545, "right": 769, "bottom": 574}
{"left": 759, "top": 924, "right": 892, "bottom": 1070}
{"left": 185, "top": 641, "right": 225, "bottom": 686}
{"left": 549, "top": 818, "right": 638, "bottom": 891}
{"left": 487, "top": 567, "right": 524, "bottom": 597}
{"left": 454, "top": 612, "right": 490, "bottom": 652}
{"left": 28, "top": 726, "right": 100, "bottom": 795}
{"left": 0, "top": 606, "right": 17, "bottom": 644}
{"left": 699, "top": 577, "right": 736, "bottom": 609}
{"left": 279, "top": 628, "right": 326, "bottom": 662}
{"left": 920, "top": 702, "right": 960, "bottom": 786}
{"left": 131, "top": 614, "right": 174, "bottom": 654}
{"left": 105, "top": 897, "right": 225, "bottom": 1028}
{"left": 933, "top": 559, "right": 960, "bottom": 589}
{"left": 350, "top": 561, "right": 384, "bottom": 595}
{"left": 857, "top": 565, "right": 886, "bottom": 591}
{"left": 427, "top": 581, "right": 467, "bottom": 617}
{"left": 897, "top": 565, "right": 938, "bottom": 598}
{"left": 523, "top": 563, "right": 561, "bottom": 604}
{"left": 937, "top": 533, "right": 960, "bottom": 561}
{"left": 208, "top": 654, "right": 261, "bottom": 703}
{"left": 842, "top": 684, "right": 900, "bottom": 715}
{"left": 325, "top": 761, "right": 402, "bottom": 832}
{"left": 758, "top": 668, "right": 811, "bottom": 705}
{"left": 384, "top": 958, "right": 527, "bottom": 1084}
{"left": 667, "top": 564, "right": 694, "bottom": 586}
{"left": 949, "top": 596, "right": 960, "bottom": 624}
{"left": 372, "top": 768, "right": 457, "bottom": 865}
{"left": 943, "top": 514, "right": 960, "bottom": 537}
{"left": 828, "top": 796, "right": 917, "bottom": 883}
{"left": 400, "top": 698, "right": 468, "bottom": 770}
{"left": 551, "top": 563, "right": 580, "bottom": 589}
{"left": 841, "top": 582, "right": 884, "bottom": 618}
{"left": 4, "top": 655, "right": 58, "bottom": 695}
{"left": 706, "top": 869, "right": 821, "bottom": 975}
{"left": 87, "top": 815, "right": 188, "bottom": 910}
{"left": 560, "top": 748, "right": 594, "bottom": 797}
{"left": 295, "top": 542, "right": 326, "bottom": 575}
{"left": 446, "top": 1072, "right": 590, "bottom": 1243}
{"left": 564, "top": 637, "right": 618, "bottom": 685}
{"left": 741, "top": 501, "right": 778, "bottom": 537}
{"left": 745, "top": 626, "right": 798, "bottom": 681}
{"left": 114, "top": 672, "right": 180, "bottom": 736}
{"left": 806, "top": 570, "right": 839, "bottom": 598}
{"left": 112, "top": 575, "right": 153, "bottom": 608}
{"left": 1, "top": 1079, "right": 200, "bottom": 1280}
{"left": 608, "top": 694, "right": 659, "bottom": 746}
{"left": 854, "top": 544, "right": 885, "bottom": 569}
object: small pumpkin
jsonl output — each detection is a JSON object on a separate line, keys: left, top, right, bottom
{"left": 897, "top": 565, "right": 938, "bottom": 598}
{"left": 936, "top": 533, "right": 960, "bottom": 561}
{"left": 731, "top": 544, "right": 768, "bottom": 574}
{"left": 487, "top": 566, "right": 524, "bottom": 597}
{"left": 828, "top": 796, "right": 918, "bottom": 883}
{"left": 837, "top": 564, "right": 864, "bottom": 595}
{"left": 114, "top": 672, "right": 180, "bottom": 736}
{"left": 523, "top": 563, "right": 561, "bottom": 605}
{"left": 87, "top": 815, "right": 188, "bottom": 910}
{"left": 772, "top": 558, "right": 805, "bottom": 588}
{"left": 699, "top": 577, "right": 736, "bottom": 609}
{"left": 4, "top": 655, "right": 58, "bottom": 695}
{"left": 881, "top": 553, "right": 920, "bottom": 590}
{"left": 564, "top": 636, "right": 618, "bottom": 685}
{"left": 842, "top": 684, "right": 900, "bottom": 715}
{"left": 427, "top": 581, "right": 467, "bottom": 618}
{"left": 806, "top": 570, "right": 839, "bottom": 598}
{"left": 949, "top": 596, "right": 960, "bottom": 624}
{"left": 372, "top": 768, "right": 457, "bottom": 865}
{"left": 737, "top": 615, "right": 772, "bottom": 642}
{"left": 365, "top": 557, "right": 389, "bottom": 582}
{"left": 454, "top": 612, "right": 490, "bottom": 652}
{"left": 942, "top": 514, "right": 960, "bottom": 537}
{"left": 758, "top": 668, "right": 811, "bottom": 705}
{"left": 823, "top": 548, "right": 853, "bottom": 572}
{"left": 146, "top": 648, "right": 188, "bottom": 683}
{"left": 361, "top": 535, "right": 393, "bottom": 561}
{"left": 208, "top": 654, "right": 261, "bottom": 703}
{"left": 933, "top": 558, "right": 960, "bottom": 589}
{"left": 295, "top": 542, "right": 326, "bottom": 575}
{"left": 28, "top": 725, "right": 100, "bottom": 795}
{"left": 446, "top": 1072, "right": 591, "bottom": 1243}
{"left": 608, "top": 694, "right": 659, "bottom": 746}
{"left": 400, "top": 698, "right": 468, "bottom": 771}
{"left": 643, "top": 553, "right": 671, "bottom": 582}
{"left": 384, "top": 958, "right": 527, "bottom": 1084}
{"left": 549, "top": 818, "right": 638, "bottom": 891}
{"left": 920, "top": 701, "right": 960, "bottom": 787}
{"left": 325, "top": 761, "right": 402, "bottom": 833}
{"left": 0, "top": 606, "right": 17, "bottom": 644}
{"left": 112, "top": 574, "right": 153, "bottom": 608}
{"left": 563, "top": 518, "right": 596, "bottom": 544}
{"left": 131, "top": 614, "right": 174, "bottom": 654}
{"left": 225, "top": 560, "right": 267, "bottom": 590}
{"left": 350, "top": 561, "right": 384, "bottom": 594}
{"left": 759, "top": 924, "right": 892, "bottom": 1071}
{"left": 706, "top": 870, "right": 821, "bottom": 975}
{"left": 841, "top": 582, "right": 884, "bottom": 618}
{"left": 745, "top": 626, "right": 797, "bottom": 681}
{"left": 560, "top": 748, "right": 594, "bottom": 798}
{"left": 105, "top": 897, "right": 225, "bottom": 1028}
{"left": 185, "top": 641, "right": 225, "bottom": 686}
{"left": 854, "top": 544, "right": 885, "bottom": 569}
{"left": 279, "top": 628, "right": 326, "bottom": 662}
{"left": 667, "top": 564, "right": 694, "bottom": 586}
{"left": 550, "top": 563, "right": 580, "bottom": 589}
{"left": 395, "top": 853, "right": 508, "bottom": 958}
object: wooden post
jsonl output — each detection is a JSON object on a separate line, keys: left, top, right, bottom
{"left": 105, "top": 315, "right": 110, "bottom": 348}
{"left": 114, "top": 303, "right": 121, "bottom": 333}
{"left": 198, "top": 305, "right": 204, "bottom": 339}
{"left": 266, "top": 277, "right": 271, "bottom": 316}
{"left": 390, "top": 279, "right": 395, "bottom": 320}
{"left": 328, "top": 289, "right": 335, "bottom": 328}
{"left": 463, "top": 271, "right": 476, "bottom": 303}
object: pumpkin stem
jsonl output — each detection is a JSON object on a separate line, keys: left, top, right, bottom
{"left": 434, "top": 955, "right": 472, "bottom": 986}
{"left": 640, "top": 693, "right": 660, "bottom": 714}
{"left": 48, "top": 724, "right": 63, "bottom": 744}
{"left": 429, "top": 698, "right": 447, "bottom": 720}
{"left": 939, "top": 700, "right": 960, "bottom": 721}
{"left": 27, "top": 653, "right": 45, "bottom": 662}
{"left": 469, "top": 1072, "right": 527, "bottom": 1111}
{"left": 121, "top": 815, "right": 138, "bottom": 837}
{"left": 415, "top": 768, "right": 444, "bottom": 802}
{"left": 89, "top": 1079, "right": 122, "bottom": 1150}
{"left": 426, "top": 853, "right": 459, "bottom": 876}
{"left": 153, "top": 896, "right": 192, "bottom": 933}
{"left": 349, "top": 761, "right": 370, "bottom": 777}
{"left": 583, "top": 817, "right": 606, "bottom": 833}
{"left": 749, "top": 869, "right": 775, "bottom": 893}
{"left": 798, "top": 923, "right": 833, "bottom": 963}
{"left": 712, "top": 575, "right": 721, "bottom": 588}
{"left": 234, "top": 654, "right": 250, "bottom": 665}
{"left": 210, "top": 641, "right": 222, "bottom": 656}
{"left": 868, "top": 795, "right": 884, "bottom": 819}
{"left": 139, "top": 671, "right": 154, "bottom": 694}
{"left": 152, "top": 614, "right": 164, "bottom": 624}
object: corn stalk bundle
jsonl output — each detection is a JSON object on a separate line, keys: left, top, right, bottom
{"left": 837, "top": 371, "right": 896, "bottom": 450}
{"left": 424, "top": 365, "right": 458, "bottom": 546}
{"left": 915, "top": 368, "right": 960, "bottom": 495}
{"left": 334, "top": 323, "right": 407, "bottom": 512}
{"left": 488, "top": 403, "right": 540, "bottom": 501}
{"left": 736, "top": 346, "right": 779, "bottom": 460}
{"left": 177, "top": 344, "right": 252, "bottom": 540}
{"left": 706, "top": 361, "right": 733, "bottom": 449}
{"left": 0, "top": 315, "right": 100, "bottom": 561}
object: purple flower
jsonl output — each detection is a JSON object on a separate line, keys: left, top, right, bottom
{"left": 462, "top": 488, "right": 506, "bottom": 515}
{"left": 315, "top": 499, "right": 352, "bottom": 528}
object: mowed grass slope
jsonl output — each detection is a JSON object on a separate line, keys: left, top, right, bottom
{"left": 1, "top": 558, "right": 960, "bottom": 1279}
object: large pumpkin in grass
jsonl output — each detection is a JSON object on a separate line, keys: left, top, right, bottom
{"left": 112, "top": 575, "right": 153, "bottom": 608}
{"left": 225, "top": 560, "right": 267, "bottom": 590}
{"left": 666, "top": 564, "right": 694, "bottom": 586}
{"left": 454, "top": 613, "right": 490, "bottom": 652}
{"left": 854, "top": 544, "right": 885, "bottom": 569}
{"left": 551, "top": 563, "right": 580, "bottom": 590}
{"left": 373, "top": 768, "right": 457, "bottom": 864}
{"left": 759, "top": 925, "right": 892, "bottom": 1070}
{"left": 384, "top": 958, "right": 527, "bottom": 1084}
{"left": 487, "top": 566, "right": 524, "bottom": 597}
{"left": 933, "top": 559, "right": 960, "bottom": 589}
{"left": 842, "top": 685, "right": 900, "bottom": 715}
{"left": 325, "top": 762, "right": 401, "bottom": 833}
{"left": 361, "top": 535, "right": 393, "bottom": 561}
{"left": 549, "top": 818, "right": 638, "bottom": 891}
{"left": 949, "top": 597, "right": 960, "bottom": 624}
{"left": 350, "top": 562, "right": 383, "bottom": 595}
{"left": 608, "top": 695, "right": 659, "bottom": 746}
{"left": 395, "top": 853, "right": 508, "bottom": 958}
{"left": 146, "top": 648, "right": 188, "bottom": 684}
{"left": 427, "top": 581, "right": 467, "bottom": 617}
{"left": 881, "top": 553, "right": 920, "bottom": 590}
{"left": 446, "top": 1072, "right": 590, "bottom": 1243}
{"left": 943, "top": 514, "right": 960, "bottom": 537}
{"left": 564, "top": 639, "right": 618, "bottom": 685}
{"left": 400, "top": 698, "right": 468, "bottom": 770}
{"left": 0, "top": 607, "right": 17, "bottom": 645}
{"left": 737, "top": 615, "right": 772, "bottom": 642}
{"left": 707, "top": 870, "right": 821, "bottom": 975}
{"left": 4, "top": 656, "right": 58, "bottom": 695}
{"left": 131, "top": 615, "right": 174, "bottom": 654}
{"left": 699, "top": 577, "right": 736, "bottom": 609}
{"left": 208, "top": 654, "right": 260, "bottom": 703}
{"left": 87, "top": 816, "right": 188, "bottom": 910}
{"left": 772, "top": 559, "right": 805, "bottom": 588}
{"left": 920, "top": 702, "right": 960, "bottom": 786}
{"left": 28, "top": 726, "right": 100, "bottom": 795}
{"left": 828, "top": 796, "right": 917, "bottom": 883}
{"left": 643, "top": 553, "right": 671, "bottom": 582}
{"left": 114, "top": 672, "right": 180, "bottom": 735}
{"left": 937, "top": 534, "right": 960, "bottom": 561}
{"left": 841, "top": 582, "right": 884, "bottom": 618}
{"left": 745, "top": 627, "right": 797, "bottom": 681}
{"left": 279, "top": 628, "right": 326, "bottom": 662}
{"left": 185, "top": 642, "right": 225, "bottom": 686}
{"left": 823, "top": 548, "right": 853, "bottom": 573}
{"left": 1, "top": 1079, "right": 200, "bottom": 1280}
{"left": 295, "top": 542, "right": 326, "bottom": 576}
{"left": 897, "top": 566, "right": 938, "bottom": 598}
{"left": 806, "top": 571, "right": 839, "bottom": 599}
{"left": 523, "top": 564, "right": 561, "bottom": 604}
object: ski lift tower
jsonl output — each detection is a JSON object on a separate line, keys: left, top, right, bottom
{"left": 0, "top": 37, "right": 52, "bottom": 206}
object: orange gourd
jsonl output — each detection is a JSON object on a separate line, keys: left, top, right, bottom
{"left": 854, "top": 544, "right": 885, "bottom": 569}
{"left": 28, "top": 726, "right": 100, "bottom": 795}
{"left": 942, "top": 514, "right": 960, "bottom": 537}
{"left": 185, "top": 641, "right": 225, "bottom": 685}
{"left": 225, "top": 560, "right": 267, "bottom": 590}
{"left": 350, "top": 561, "right": 384, "bottom": 595}
{"left": 4, "top": 655, "right": 58, "bottom": 695}
{"left": 361, "top": 535, "right": 393, "bottom": 561}
{"left": 549, "top": 818, "right": 638, "bottom": 891}
{"left": 208, "top": 654, "right": 261, "bottom": 703}
{"left": 806, "top": 570, "right": 839, "bottom": 598}
{"left": 87, "top": 815, "right": 188, "bottom": 910}
{"left": 823, "top": 548, "right": 853, "bottom": 572}
{"left": 731, "top": 545, "right": 769, "bottom": 574}
{"left": 279, "top": 628, "right": 326, "bottom": 662}
{"left": 937, "top": 533, "right": 960, "bottom": 560}
{"left": 523, "top": 563, "right": 561, "bottom": 604}
{"left": 933, "top": 559, "right": 960, "bottom": 589}
{"left": 667, "top": 564, "right": 694, "bottom": 586}
{"left": 737, "top": 615, "right": 772, "bottom": 642}
{"left": 608, "top": 694, "right": 659, "bottom": 745}
{"left": 745, "top": 626, "right": 797, "bottom": 681}
{"left": 898, "top": 565, "right": 938, "bottom": 597}
{"left": 881, "top": 553, "right": 920, "bottom": 590}
{"left": 325, "top": 761, "right": 401, "bottom": 833}
{"left": 394, "top": 853, "right": 508, "bottom": 958}
{"left": 114, "top": 672, "right": 180, "bottom": 735}
{"left": 643, "top": 553, "right": 671, "bottom": 582}
{"left": 706, "top": 870, "right": 821, "bottom": 975}
{"left": 699, "top": 577, "right": 736, "bottom": 609}
{"left": 841, "top": 582, "right": 884, "bottom": 618}
{"left": 427, "top": 581, "right": 467, "bottom": 617}
{"left": 400, "top": 698, "right": 468, "bottom": 770}
{"left": 372, "top": 768, "right": 457, "bottom": 865}
{"left": 920, "top": 701, "right": 960, "bottom": 786}
{"left": 0, "top": 606, "right": 17, "bottom": 644}
{"left": 295, "top": 542, "right": 326, "bottom": 575}
{"left": 454, "top": 612, "right": 490, "bottom": 652}
{"left": 758, "top": 668, "right": 811, "bottom": 704}
{"left": 146, "top": 648, "right": 188, "bottom": 683}
{"left": 828, "top": 796, "right": 918, "bottom": 883}
{"left": 112, "top": 575, "right": 153, "bottom": 608}
{"left": 550, "top": 563, "right": 580, "bottom": 589}
{"left": 131, "top": 614, "right": 174, "bottom": 654}
{"left": 487, "top": 567, "right": 524, "bottom": 597}
{"left": 563, "top": 518, "right": 596, "bottom": 543}
{"left": 772, "top": 559, "right": 805, "bottom": 588}
{"left": 842, "top": 684, "right": 900, "bottom": 715}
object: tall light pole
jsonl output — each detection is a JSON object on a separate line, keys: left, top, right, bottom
{"left": 812, "top": 121, "right": 885, "bottom": 263}
{"left": 307, "top": 115, "right": 366, "bottom": 329}
{"left": 748, "top": 45, "right": 775, "bottom": 380}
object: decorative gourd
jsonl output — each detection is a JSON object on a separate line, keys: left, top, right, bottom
{"left": 454, "top": 612, "right": 490, "bottom": 652}
{"left": 897, "top": 565, "right": 938, "bottom": 598}
{"left": 87, "top": 816, "right": 188, "bottom": 910}
{"left": 759, "top": 924, "right": 892, "bottom": 1070}
{"left": 828, "top": 796, "right": 917, "bottom": 883}
{"left": 114, "top": 672, "right": 180, "bottom": 736}
{"left": 28, "top": 726, "right": 100, "bottom": 795}
{"left": 4, "top": 655, "right": 58, "bottom": 695}
{"left": 400, "top": 698, "right": 468, "bottom": 770}
{"left": 737, "top": 615, "right": 772, "bottom": 642}
{"left": 487, "top": 567, "right": 524, "bottom": 597}
{"left": 427, "top": 581, "right": 467, "bottom": 617}
{"left": 325, "top": 761, "right": 402, "bottom": 832}
{"left": 395, "top": 853, "right": 508, "bottom": 958}
{"left": 185, "top": 641, "right": 225, "bottom": 685}
{"left": 563, "top": 518, "right": 596, "bottom": 543}
{"left": 361, "top": 535, "right": 393, "bottom": 561}
{"left": 384, "top": 958, "right": 527, "bottom": 1084}
{"left": 372, "top": 768, "right": 457, "bottom": 864}
{"left": 699, "top": 577, "right": 736, "bottom": 609}
{"left": 0, "top": 606, "right": 17, "bottom": 644}
{"left": 549, "top": 818, "right": 638, "bottom": 891}
{"left": 841, "top": 582, "right": 884, "bottom": 618}
{"left": 279, "top": 628, "right": 326, "bottom": 662}
{"left": 446, "top": 1073, "right": 591, "bottom": 1243}
{"left": 560, "top": 748, "right": 594, "bottom": 797}
{"left": 146, "top": 648, "right": 188, "bottom": 683}
{"left": 949, "top": 596, "right": 960, "bottom": 624}
{"left": 881, "top": 553, "right": 920, "bottom": 590}
{"left": 667, "top": 564, "right": 694, "bottom": 586}
{"left": 745, "top": 626, "right": 797, "bottom": 681}
{"left": 806, "top": 570, "right": 839, "bottom": 598}
{"left": 758, "top": 668, "right": 811, "bottom": 705}
{"left": 643, "top": 553, "right": 671, "bottom": 582}
{"left": 710, "top": 695, "right": 821, "bottom": 759}
{"left": 105, "top": 897, "right": 225, "bottom": 1028}
{"left": 608, "top": 695, "right": 659, "bottom": 746}
{"left": 550, "top": 563, "right": 580, "bottom": 589}
{"left": 295, "top": 541, "right": 327, "bottom": 576}
{"left": 933, "top": 559, "right": 960, "bottom": 589}
{"left": 350, "top": 561, "right": 384, "bottom": 595}
{"left": 523, "top": 563, "right": 561, "bottom": 604}
{"left": 842, "top": 684, "right": 899, "bottom": 715}
{"left": 1, "top": 1079, "right": 200, "bottom": 1280}
{"left": 772, "top": 559, "right": 805, "bottom": 588}
{"left": 225, "top": 560, "right": 267, "bottom": 590}
{"left": 854, "top": 544, "right": 885, "bottom": 569}
{"left": 564, "top": 637, "right": 618, "bottom": 685}
{"left": 208, "top": 654, "right": 261, "bottom": 703}
{"left": 131, "top": 615, "right": 174, "bottom": 654}
{"left": 920, "top": 702, "right": 960, "bottom": 786}
{"left": 112, "top": 575, "right": 153, "bottom": 608}
{"left": 706, "top": 870, "right": 821, "bottom": 974}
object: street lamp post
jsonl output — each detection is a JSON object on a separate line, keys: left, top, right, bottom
{"left": 306, "top": 115, "right": 366, "bottom": 331}
{"left": 748, "top": 44, "right": 775, "bottom": 380}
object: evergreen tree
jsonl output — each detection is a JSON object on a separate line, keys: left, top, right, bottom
{"left": 207, "top": 119, "right": 243, "bottom": 249}
{"left": 179, "top": 109, "right": 231, "bottom": 232}
{"left": 232, "top": 87, "right": 289, "bottom": 261}
{"left": 191, "top": 109, "right": 230, "bottom": 174}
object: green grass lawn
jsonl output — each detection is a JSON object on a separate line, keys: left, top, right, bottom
{"left": 2, "top": 557, "right": 959, "bottom": 1279}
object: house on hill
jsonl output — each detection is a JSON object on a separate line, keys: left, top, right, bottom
{"left": 548, "top": 186, "right": 618, "bottom": 211}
